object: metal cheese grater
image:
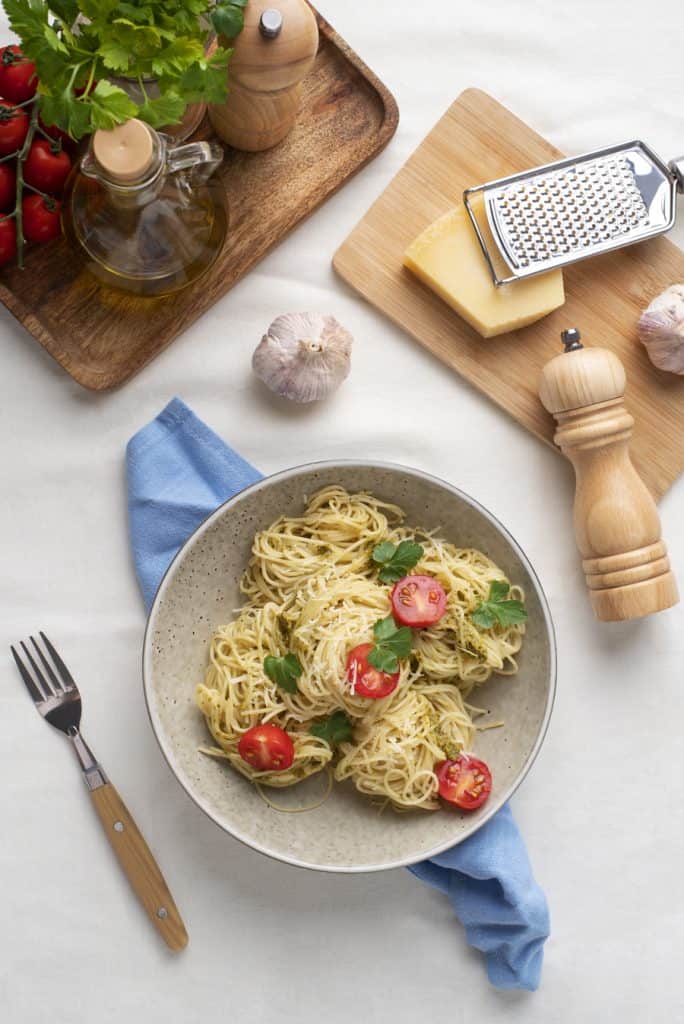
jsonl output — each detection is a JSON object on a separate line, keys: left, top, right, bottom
{"left": 463, "top": 141, "right": 684, "bottom": 286}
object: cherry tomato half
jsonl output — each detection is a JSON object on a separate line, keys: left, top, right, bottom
{"left": 436, "top": 755, "right": 492, "bottom": 811}
{"left": 238, "top": 723, "right": 295, "bottom": 772}
{"left": 0, "top": 100, "right": 29, "bottom": 156}
{"left": 0, "top": 162, "right": 16, "bottom": 211}
{"left": 0, "top": 215, "right": 16, "bottom": 266}
{"left": 23, "top": 139, "right": 71, "bottom": 195}
{"left": 391, "top": 575, "right": 447, "bottom": 628}
{"left": 22, "top": 194, "right": 62, "bottom": 244}
{"left": 346, "top": 642, "right": 399, "bottom": 699}
{"left": 0, "top": 46, "right": 37, "bottom": 104}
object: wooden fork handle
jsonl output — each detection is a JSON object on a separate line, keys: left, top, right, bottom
{"left": 89, "top": 782, "right": 188, "bottom": 951}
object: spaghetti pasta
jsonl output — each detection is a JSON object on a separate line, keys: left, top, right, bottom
{"left": 196, "top": 486, "right": 525, "bottom": 810}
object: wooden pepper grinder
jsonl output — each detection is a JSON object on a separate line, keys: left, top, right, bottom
{"left": 539, "top": 328, "right": 679, "bottom": 622}
{"left": 208, "top": 0, "right": 319, "bottom": 152}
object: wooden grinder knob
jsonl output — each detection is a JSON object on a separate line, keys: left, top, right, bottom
{"left": 539, "top": 328, "right": 679, "bottom": 622}
{"left": 208, "top": 0, "right": 319, "bottom": 152}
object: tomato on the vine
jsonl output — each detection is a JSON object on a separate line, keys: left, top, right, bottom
{"left": 0, "top": 46, "right": 37, "bottom": 104}
{"left": 0, "top": 100, "right": 29, "bottom": 156}
{"left": 39, "top": 118, "right": 73, "bottom": 150}
{"left": 0, "top": 162, "right": 16, "bottom": 211}
{"left": 23, "top": 140, "right": 71, "bottom": 195}
{"left": 22, "top": 194, "right": 62, "bottom": 243}
{"left": 0, "top": 215, "right": 17, "bottom": 265}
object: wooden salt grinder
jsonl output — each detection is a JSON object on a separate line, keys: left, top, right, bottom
{"left": 538, "top": 328, "right": 679, "bottom": 622}
{"left": 208, "top": 0, "right": 319, "bottom": 152}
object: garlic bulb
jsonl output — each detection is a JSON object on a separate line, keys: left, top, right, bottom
{"left": 252, "top": 313, "right": 353, "bottom": 403}
{"left": 638, "top": 284, "right": 684, "bottom": 374}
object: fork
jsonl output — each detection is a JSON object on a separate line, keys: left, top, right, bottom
{"left": 11, "top": 632, "right": 188, "bottom": 951}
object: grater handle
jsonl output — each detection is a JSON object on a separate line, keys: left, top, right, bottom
{"left": 668, "top": 157, "right": 684, "bottom": 193}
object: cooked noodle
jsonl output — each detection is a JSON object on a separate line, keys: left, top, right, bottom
{"left": 196, "top": 487, "right": 525, "bottom": 810}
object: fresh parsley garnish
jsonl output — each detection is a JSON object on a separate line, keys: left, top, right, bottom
{"left": 367, "top": 616, "right": 413, "bottom": 674}
{"left": 4, "top": 0, "right": 243, "bottom": 139}
{"left": 372, "top": 539, "right": 424, "bottom": 584}
{"left": 310, "top": 710, "right": 353, "bottom": 746}
{"left": 263, "top": 653, "right": 302, "bottom": 694}
{"left": 471, "top": 581, "right": 528, "bottom": 630}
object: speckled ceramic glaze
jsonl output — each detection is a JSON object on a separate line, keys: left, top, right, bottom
{"left": 143, "top": 462, "right": 556, "bottom": 872}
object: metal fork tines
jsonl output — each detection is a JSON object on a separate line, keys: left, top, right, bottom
{"left": 11, "top": 633, "right": 107, "bottom": 789}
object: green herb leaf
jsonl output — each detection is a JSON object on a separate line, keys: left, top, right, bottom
{"left": 372, "top": 539, "right": 424, "bottom": 584}
{"left": 367, "top": 616, "right": 413, "bottom": 675}
{"left": 471, "top": 581, "right": 528, "bottom": 630}
{"left": 263, "top": 653, "right": 303, "bottom": 694}
{"left": 210, "top": 2, "right": 245, "bottom": 38}
{"left": 137, "top": 91, "right": 186, "bottom": 128}
{"left": 310, "top": 710, "right": 353, "bottom": 746}
{"left": 88, "top": 79, "right": 138, "bottom": 130}
{"left": 6, "top": 0, "right": 236, "bottom": 140}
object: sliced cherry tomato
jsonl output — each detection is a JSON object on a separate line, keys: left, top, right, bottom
{"left": 346, "top": 642, "right": 399, "bottom": 699}
{"left": 22, "top": 194, "right": 62, "bottom": 243}
{"left": 0, "top": 46, "right": 37, "bottom": 104}
{"left": 23, "top": 139, "right": 72, "bottom": 195}
{"left": 238, "top": 723, "right": 295, "bottom": 772}
{"left": 0, "top": 100, "right": 29, "bottom": 155}
{"left": 0, "top": 215, "right": 16, "bottom": 266}
{"left": 436, "top": 755, "right": 492, "bottom": 811}
{"left": 0, "top": 162, "right": 16, "bottom": 211}
{"left": 391, "top": 574, "right": 447, "bottom": 628}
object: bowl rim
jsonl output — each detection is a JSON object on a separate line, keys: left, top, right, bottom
{"left": 142, "top": 459, "right": 557, "bottom": 873}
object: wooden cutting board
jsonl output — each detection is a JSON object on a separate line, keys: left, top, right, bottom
{"left": 333, "top": 88, "right": 684, "bottom": 502}
{"left": 0, "top": 6, "right": 398, "bottom": 391}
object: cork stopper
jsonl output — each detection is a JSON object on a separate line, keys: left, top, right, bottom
{"left": 92, "top": 119, "right": 156, "bottom": 184}
{"left": 539, "top": 329, "right": 626, "bottom": 415}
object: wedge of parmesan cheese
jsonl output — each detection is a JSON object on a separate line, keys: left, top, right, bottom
{"left": 403, "top": 196, "right": 565, "bottom": 338}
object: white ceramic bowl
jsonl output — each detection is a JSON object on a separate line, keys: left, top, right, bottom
{"left": 143, "top": 461, "right": 556, "bottom": 872}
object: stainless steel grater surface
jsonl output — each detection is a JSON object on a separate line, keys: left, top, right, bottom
{"left": 464, "top": 141, "right": 684, "bottom": 286}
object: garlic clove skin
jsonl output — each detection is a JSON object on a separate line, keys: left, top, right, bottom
{"left": 252, "top": 312, "right": 353, "bottom": 403}
{"left": 638, "top": 284, "right": 684, "bottom": 374}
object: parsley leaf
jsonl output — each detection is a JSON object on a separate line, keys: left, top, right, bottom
{"left": 5, "top": 0, "right": 240, "bottom": 139}
{"left": 372, "top": 539, "right": 424, "bottom": 584}
{"left": 471, "top": 581, "right": 528, "bottom": 630}
{"left": 367, "top": 616, "right": 413, "bottom": 674}
{"left": 310, "top": 710, "right": 353, "bottom": 746}
{"left": 263, "top": 653, "right": 303, "bottom": 694}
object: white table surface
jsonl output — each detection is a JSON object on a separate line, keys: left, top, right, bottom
{"left": 2, "top": 1, "right": 684, "bottom": 1020}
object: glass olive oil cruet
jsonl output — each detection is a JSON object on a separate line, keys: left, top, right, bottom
{"left": 62, "top": 119, "right": 227, "bottom": 297}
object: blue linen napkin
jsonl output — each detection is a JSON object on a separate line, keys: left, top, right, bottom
{"left": 126, "top": 397, "right": 550, "bottom": 991}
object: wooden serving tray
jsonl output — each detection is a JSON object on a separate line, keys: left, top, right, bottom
{"left": 0, "top": 7, "right": 398, "bottom": 390}
{"left": 334, "top": 88, "right": 684, "bottom": 502}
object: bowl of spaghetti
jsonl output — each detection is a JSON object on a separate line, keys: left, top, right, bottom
{"left": 143, "top": 462, "right": 555, "bottom": 872}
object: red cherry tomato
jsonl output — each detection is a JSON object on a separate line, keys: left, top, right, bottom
{"left": 0, "top": 215, "right": 16, "bottom": 265}
{"left": 238, "top": 723, "right": 295, "bottom": 772}
{"left": 436, "top": 755, "right": 492, "bottom": 810}
{"left": 0, "top": 100, "right": 29, "bottom": 155}
{"left": 391, "top": 575, "right": 447, "bottom": 628}
{"left": 39, "top": 118, "right": 73, "bottom": 150}
{"left": 346, "top": 642, "right": 399, "bottom": 699}
{"left": 23, "top": 140, "right": 72, "bottom": 195}
{"left": 22, "top": 194, "right": 62, "bottom": 243}
{"left": 0, "top": 162, "right": 16, "bottom": 211}
{"left": 0, "top": 46, "right": 37, "bottom": 104}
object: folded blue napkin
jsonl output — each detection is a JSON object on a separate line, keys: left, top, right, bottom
{"left": 126, "top": 397, "right": 550, "bottom": 991}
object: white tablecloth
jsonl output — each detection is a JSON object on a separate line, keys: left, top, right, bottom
{"left": 2, "top": 2, "right": 683, "bottom": 1020}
